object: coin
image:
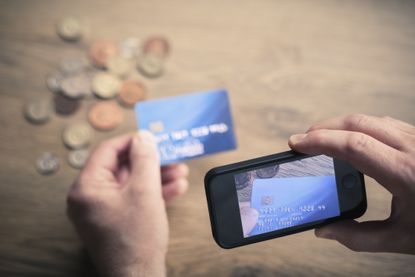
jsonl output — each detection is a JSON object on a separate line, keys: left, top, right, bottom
{"left": 62, "top": 122, "right": 93, "bottom": 149}
{"left": 54, "top": 93, "right": 81, "bottom": 116}
{"left": 118, "top": 80, "right": 146, "bottom": 107}
{"left": 68, "top": 149, "right": 89, "bottom": 169}
{"left": 60, "top": 58, "right": 89, "bottom": 75}
{"left": 46, "top": 71, "right": 64, "bottom": 93}
{"left": 24, "top": 98, "right": 53, "bottom": 124}
{"left": 235, "top": 172, "right": 253, "bottom": 190}
{"left": 143, "top": 36, "right": 170, "bottom": 58}
{"left": 61, "top": 73, "right": 92, "bottom": 99}
{"left": 256, "top": 165, "right": 280, "bottom": 178}
{"left": 89, "top": 40, "right": 118, "bottom": 68}
{"left": 88, "top": 101, "right": 124, "bottom": 131}
{"left": 120, "top": 37, "right": 141, "bottom": 58}
{"left": 56, "top": 17, "right": 82, "bottom": 42}
{"left": 92, "top": 72, "right": 121, "bottom": 99}
{"left": 35, "top": 152, "right": 59, "bottom": 175}
{"left": 137, "top": 54, "right": 164, "bottom": 78}
{"left": 107, "top": 56, "right": 134, "bottom": 77}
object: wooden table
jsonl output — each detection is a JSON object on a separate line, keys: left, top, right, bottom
{"left": 1, "top": 0, "right": 414, "bottom": 276}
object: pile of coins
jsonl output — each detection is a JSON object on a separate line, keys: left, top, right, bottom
{"left": 26, "top": 17, "right": 171, "bottom": 175}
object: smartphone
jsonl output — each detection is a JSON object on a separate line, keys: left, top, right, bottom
{"left": 204, "top": 150, "right": 366, "bottom": 249}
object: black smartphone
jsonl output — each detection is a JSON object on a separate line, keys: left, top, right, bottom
{"left": 204, "top": 150, "right": 366, "bottom": 249}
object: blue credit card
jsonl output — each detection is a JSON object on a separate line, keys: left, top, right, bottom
{"left": 135, "top": 89, "right": 237, "bottom": 165}
{"left": 248, "top": 175, "right": 340, "bottom": 236}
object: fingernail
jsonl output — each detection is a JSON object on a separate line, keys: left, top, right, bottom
{"left": 132, "top": 131, "right": 160, "bottom": 162}
{"left": 136, "top": 130, "right": 156, "bottom": 144}
{"left": 289, "top": 133, "right": 307, "bottom": 145}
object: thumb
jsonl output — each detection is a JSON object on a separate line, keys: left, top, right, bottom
{"left": 315, "top": 220, "right": 391, "bottom": 253}
{"left": 128, "top": 130, "right": 161, "bottom": 194}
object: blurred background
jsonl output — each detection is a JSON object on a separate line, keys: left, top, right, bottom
{"left": 1, "top": 0, "right": 415, "bottom": 276}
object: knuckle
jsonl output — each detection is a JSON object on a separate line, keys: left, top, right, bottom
{"left": 345, "top": 133, "right": 370, "bottom": 156}
{"left": 344, "top": 114, "right": 368, "bottom": 130}
{"left": 381, "top": 115, "right": 394, "bottom": 122}
{"left": 307, "top": 124, "right": 319, "bottom": 132}
{"left": 67, "top": 178, "right": 100, "bottom": 208}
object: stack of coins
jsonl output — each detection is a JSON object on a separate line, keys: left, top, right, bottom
{"left": 27, "top": 16, "right": 172, "bottom": 174}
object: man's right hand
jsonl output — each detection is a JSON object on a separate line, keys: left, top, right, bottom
{"left": 289, "top": 114, "right": 415, "bottom": 255}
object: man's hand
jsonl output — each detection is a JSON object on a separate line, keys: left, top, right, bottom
{"left": 67, "top": 131, "right": 189, "bottom": 277}
{"left": 289, "top": 114, "right": 415, "bottom": 254}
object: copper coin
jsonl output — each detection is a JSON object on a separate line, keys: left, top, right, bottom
{"left": 118, "top": 80, "right": 146, "bottom": 107}
{"left": 89, "top": 40, "right": 118, "bottom": 68}
{"left": 54, "top": 93, "right": 80, "bottom": 115}
{"left": 143, "top": 36, "right": 170, "bottom": 58}
{"left": 88, "top": 101, "right": 124, "bottom": 131}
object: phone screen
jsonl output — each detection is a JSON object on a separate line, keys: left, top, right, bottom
{"left": 234, "top": 155, "right": 340, "bottom": 238}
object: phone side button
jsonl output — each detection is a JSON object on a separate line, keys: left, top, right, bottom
{"left": 342, "top": 174, "right": 356, "bottom": 189}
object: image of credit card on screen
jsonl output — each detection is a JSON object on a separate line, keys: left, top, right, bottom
{"left": 204, "top": 150, "right": 367, "bottom": 249}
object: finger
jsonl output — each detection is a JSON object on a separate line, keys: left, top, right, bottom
{"left": 83, "top": 133, "right": 133, "bottom": 178}
{"left": 289, "top": 129, "right": 405, "bottom": 194}
{"left": 241, "top": 207, "right": 259, "bottom": 237}
{"left": 308, "top": 114, "right": 405, "bottom": 151}
{"left": 161, "top": 163, "right": 189, "bottom": 183}
{"left": 315, "top": 220, "right": 393, "bottom": 253}
{"left": 239, "top": 202, "right": 251, "bottom": 209}
{"left": 128, "top": 131, "right": 161, "bottom": 195}
{"left": 162, "top": 178, "right": 189, "bottom": 203}
{"left": 115, "top": 163, "right": 130, "bottom": 185}
{"left": 382, "top": 116, "right": 415, "bottom": 136}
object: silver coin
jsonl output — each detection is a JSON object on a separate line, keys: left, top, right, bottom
{"left": 56, "top": 17, "right": 83, "bottom": 42}
{"left": 60, "top": 58, "right": 89, "bottom": 75}
{"left": 24, "top": 98, "right": 53, "bottom": 124}
{"left": 62, "top": 122, "right": 93, "bottom": 149}
{"left": 137, "top": 54, "right": 164, "bottom": 78}
{"left": 107, "top": 56, "right": 134, "bottom": 77}
{"left": 68, "top": 149, "right": 89, "bottom": 169}
{"left": 35, "top": 152, "right": 59, "bottom": 175}
{"left": 46, "top": 71, "right": 64, "bottom": 93}
{"left": 92, "top": 72, "right": 121, "bottom": 99}
{"left": 120, "top": 37, "right": 141, "bottom": 58}
{"left": 80, "top": 71, "right": 95, "bottom": 98}
{"left": 61, "top": 73, "right": 92, "bottom": 99}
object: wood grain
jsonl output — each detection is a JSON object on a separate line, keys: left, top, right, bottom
{"left": 0, "top": 0, "right": 415, "bottom": 276}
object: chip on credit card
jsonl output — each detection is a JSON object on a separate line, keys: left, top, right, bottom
{"left": 135, "top": 89, "right": 237, "bottom": 165}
